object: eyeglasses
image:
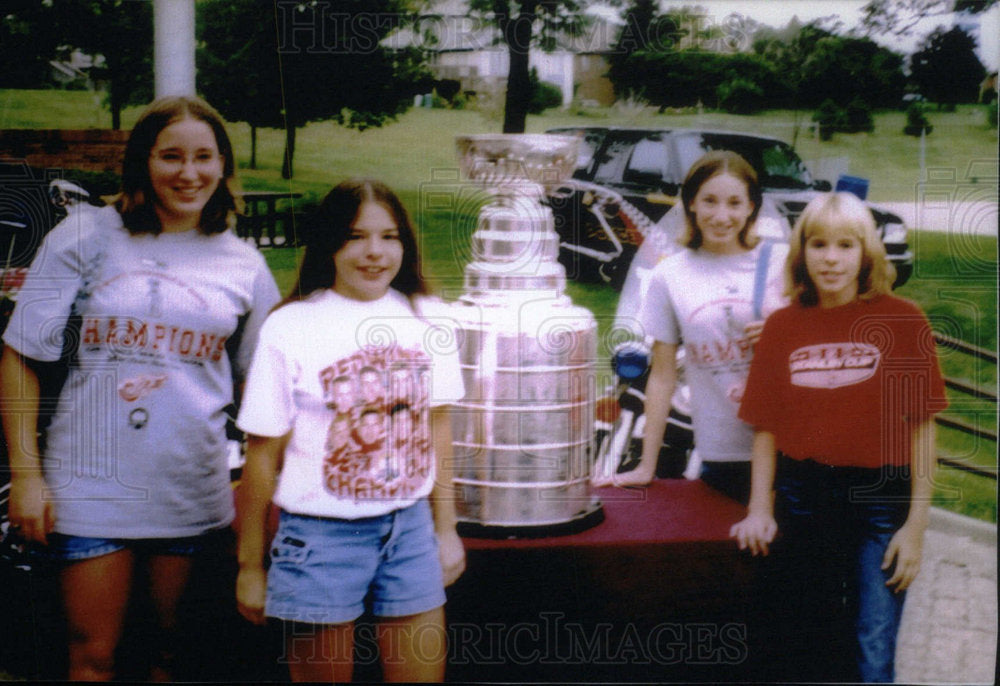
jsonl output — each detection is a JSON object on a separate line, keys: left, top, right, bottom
{"left": 149, "top": 150, "right": 222, "bottom": 169}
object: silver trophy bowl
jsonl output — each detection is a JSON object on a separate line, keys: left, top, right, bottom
{"left": 455, "top": 134, "right": 579, "bottom": 192}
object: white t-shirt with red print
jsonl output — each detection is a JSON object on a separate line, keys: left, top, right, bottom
{"left": 236, "top": 288, "right": 465, "bottom": 519}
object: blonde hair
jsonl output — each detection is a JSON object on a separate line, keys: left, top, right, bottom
{"left": 680, "top": 150, "right": 762, "bottom": 250}
{"left": 786, "top": 192, "right": 896, "bottom": 306}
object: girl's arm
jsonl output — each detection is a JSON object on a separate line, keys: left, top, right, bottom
{"left": 883, "top": 418, "right": 936, "bottom": 592}
{"left": 430, "top": 405, "right": 465, "bottom": 587}
{"left": 0, "top": 347, "right": 54, "bottom": 544}
{"left": 730, "top": 430, "right": 778, "bottom": 556}
{"left": 235, "top": 432, "right": 287, "bottom": 625}
{"left": 595, "top": 341, "right": 677, "bottom": 487}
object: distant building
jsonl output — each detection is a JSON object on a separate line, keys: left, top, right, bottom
{"left": 48, "top": 49, "right": 103, "bottom": 90}
{"left": 389, "top": 0, "right": 618, "bottom": 107}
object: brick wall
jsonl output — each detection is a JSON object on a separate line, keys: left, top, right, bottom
{"left": 0, "top": 129, "right": 128, "bottom": 173}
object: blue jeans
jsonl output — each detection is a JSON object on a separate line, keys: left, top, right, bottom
{"left": 764, "top": 456, "right": 910, "bottom": 683}
{"left": 265, "top": 499, "right": 445, "bottom": 624}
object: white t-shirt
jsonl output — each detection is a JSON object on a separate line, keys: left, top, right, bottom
{"left": 2, "top": 205, "right": 280, "bottom": 537}
{"left": 616, "top": 199, "right": 789, "bottom": 335}
{"left": 637, "top": 242, "right": 788, "bottom": 462}
{"left": 236, "top": 288, "right": 465, "bottom": 519}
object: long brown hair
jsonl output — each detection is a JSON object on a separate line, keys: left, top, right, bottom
{"left": 280, "top": 179, "right": 427, "bottom": 308}
{"left": 680, "top": 150, "right": 762, "bottom": 250}
{"left": 115, "top": 95, "right": 240, "bottom": 235}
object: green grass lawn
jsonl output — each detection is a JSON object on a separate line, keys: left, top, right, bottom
{"left": 4, "top": 89, "right": 997, "bottom": 521}
{"left": 5, "top": 89, "right": 995, "bottom": 205}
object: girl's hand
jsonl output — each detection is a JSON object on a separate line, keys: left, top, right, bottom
{"left": 883, "top": 522, "right": 925, "bottom": 592}
{"left": 591, "top": 464, "right": 655, "bottom": 489}
{"left": 236, "top": 566, "right": 268, "bottom": 625}
{"left": 437, "top": 528, "right": 466, "bottom": 587}
{"left": 9, "top": 474, "right": 55, "bottom": 545}
{"left": 744, "top": 320, "right": 765, "bottom": 347}
{"left": 730, "top": 511, "right": 777, "bottom": 556}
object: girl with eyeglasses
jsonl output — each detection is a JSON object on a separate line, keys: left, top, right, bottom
{"left": 0, "top": 95, "right": 280, "bottom": 681}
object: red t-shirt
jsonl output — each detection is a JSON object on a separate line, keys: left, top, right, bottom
{"left": 739, "top": 295, "right": 948, "bottom": 468}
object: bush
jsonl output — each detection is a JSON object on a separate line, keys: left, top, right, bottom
{"left": 430, "top": 92, "right": 449, "bottom": 109}
{"left": 987, "top": 100, "right": 998, "bottom": 129}
{"left": 717, "top": 78, "right": 765, "bottom": 115}
{"left": 527, "top": 68, "right": 563, "bottom": 114}
{"left": 843, "top": 98, "right": 875, "bottom": 133}
{"left": 903, "top": 103, "right": 933, "bottom": 136}
{"left": 812, "top": 99, "right": 846, "bottom": 141}
{"left": 434, "top": 79, "right": 461, "bottom": 103}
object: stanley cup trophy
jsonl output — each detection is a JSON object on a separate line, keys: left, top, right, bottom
{"left": 451, "top": 134, "right": 604, "bottom": 536}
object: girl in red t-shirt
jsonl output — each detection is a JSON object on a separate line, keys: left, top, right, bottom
{"left": 730, "top": 192, "right": 947, "bottom": 682}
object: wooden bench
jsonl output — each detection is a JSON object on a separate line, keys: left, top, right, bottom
{"left": 237, "top": 191, "right": 303, "bottom": 248}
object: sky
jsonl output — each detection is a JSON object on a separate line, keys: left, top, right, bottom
{"left": 596, "top": 1, "right": 1000, "bottom": 70}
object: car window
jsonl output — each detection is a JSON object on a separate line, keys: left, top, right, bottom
{"left": 673, "top": 134, "right": 708, "bottom": 178}
{"left": 623, "top": 137, "right": 667, "bottom": 185}
{"left": 575, "top": 130, "right": 606, "bottom": 174}
{"left": 592, "top": 137, "right": 634, "bottom": 184}
{"left": 699, "top": 134, "right": 811, "bottom": 190}
{"left": 759, "top": 143, "right": 813, "bottom": 188}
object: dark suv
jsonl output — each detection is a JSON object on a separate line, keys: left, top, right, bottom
{"left": 544, "top": 127, "right": 913, "bottom": 287}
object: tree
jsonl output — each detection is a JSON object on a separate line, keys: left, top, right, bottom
{"left": 199, "top": 0, "right": 433, "bottom": 179}
{"left": 798, "top": 35, "right": 906, "bottom": 108}
{"left": 0, "top": 1, "right": 62, "bottom": 88}
{"left": 606, "top": 0, "right": 690, "bottom": 100}
{"left": 53, "top": 0, "right": 153, "bottom": 130}
{"left": 903, "top": 101, "right": 934, "bottom": 134}
{"left": 910, "top": 25, "right": 987, "bottom": 106}
{"left": 1, "top": 0, "right": 153, "bottom": 128}
{"left": 753, "top": 23, "right": 832, "bottom": 99}
{"left": 468, "top": 0, "right": 596, "bottom": 133}
{"left": 610, "top": 47, "right": 788, "bottom": 112}
{"left": 717, "top": 77, "right": 765, "bottom": 114}
{"left": 197, "top": 0, "right": 281, "bottom": 170}
{"left": 859, "top": 0, "right": 997, "bottom": 37}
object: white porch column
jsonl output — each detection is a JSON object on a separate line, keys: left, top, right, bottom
{"left": 153, "top": 0, "right": 196, "bottom": 97}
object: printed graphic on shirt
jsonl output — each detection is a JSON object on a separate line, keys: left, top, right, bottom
{"left": 319, "top": 345, "right": 433, "bottom": 502}
{"left": 117, "top": 373, "right": 168, "bottom": 401}
{"left": 789, "top": 343, "right": 881, "bottom": 389}
{"left": 77, "top": 264, "right": 225, "bottom": 371}
{"left": 683, "top": 298, "right": 756, "bottom": 404}
{"left": 684, "top": 299, "right": 756, "bottom": 369}
{"left": 81, "top": 316, "right": 230, "bottom": 364}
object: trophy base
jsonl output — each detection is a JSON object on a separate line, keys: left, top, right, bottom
{"left": 456, "top": 500, "right": 605, "bottom": 540}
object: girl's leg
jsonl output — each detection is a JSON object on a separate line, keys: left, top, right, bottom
{"left": 61, "top": 549, "right": 135, "bottom": 681}
{"left": 854, "top": 505, "right": 907, "bottom": 682}
{"left": 285, "top": 622, "right": 355, "bottom": 683}
{"left": 378, "top": 607, "right": 446, "bottom": 683}
{"left": 145, "top": 553, "right": 195, "bottom": 682}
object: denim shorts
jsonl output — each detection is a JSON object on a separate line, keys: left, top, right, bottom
{"left": 42, "top": 528, "right": 227, "bottom": 563}
{"left": 265, "top": 499, "right": 445, "bottom": 625}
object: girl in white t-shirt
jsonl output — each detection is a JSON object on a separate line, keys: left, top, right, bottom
{"left": 235, "top": 179, "right": 465, "bottom": 682}
{"left": 599, "top": 151, "right": 787, "bottom": 501}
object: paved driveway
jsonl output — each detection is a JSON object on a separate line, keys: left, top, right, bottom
{"left": 895, "top": 509, "right": 997, "bottom": 684}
